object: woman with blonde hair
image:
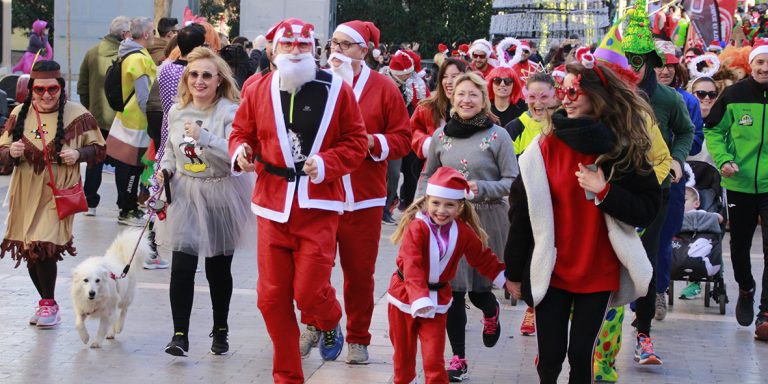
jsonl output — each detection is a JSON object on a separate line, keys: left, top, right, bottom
{"left": 505, "top": 59, "right": 660, "bottom": 383}
{"left": 417, "top": 71, "right": 518, "bottom": 381}
{"left": 156, "top": 46, "right": 252, "bottom": 356}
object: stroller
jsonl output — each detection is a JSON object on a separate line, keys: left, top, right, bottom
{"left": 668, "top": 161, "right": 729, "bottom": 314}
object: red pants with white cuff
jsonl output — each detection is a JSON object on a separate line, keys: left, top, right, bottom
{"left": 303, "top": 206, "right": 383, "bottom": 345}
{"left": 388, "top": 304, "right": 449, "bottom": 384}
{"left": 257, "top": 200, "right": 343, "bottom": 384}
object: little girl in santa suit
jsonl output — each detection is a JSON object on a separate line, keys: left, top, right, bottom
{"left": 386, "top": 166, "right": 506, "bottom": 384}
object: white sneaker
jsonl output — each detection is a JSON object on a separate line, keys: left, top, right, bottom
{"left": 299, "top": 325, "right": 321, "bottom": 358}
{"left": 36, "top": 301, "right": 61, "bottom": 327}
{"left": 143, "top": 256, "right": 170, "bottom": 270}
{"left": 84, "top": 207, "right": 96, "bottom": 216}
{"left": 346, "top": 343, "right": 369, "bottom": 365}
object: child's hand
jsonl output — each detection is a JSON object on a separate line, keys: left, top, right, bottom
{"left": 415, "top": 306, "right": 435, "bottom": 316}
{"left": 505, "top": 280, "right": 522, "bottom": 300}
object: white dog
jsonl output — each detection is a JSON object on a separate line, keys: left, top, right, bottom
{"left": 71, "top": 229, "right": 149, "bottom": 348}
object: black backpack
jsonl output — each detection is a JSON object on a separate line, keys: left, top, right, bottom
{"left": 104, "top": 50, "right": 141, "bottom": 112}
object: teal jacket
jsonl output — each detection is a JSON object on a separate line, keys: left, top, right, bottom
{"left": 704, "top": 77, "right": 768, "bottom": 194}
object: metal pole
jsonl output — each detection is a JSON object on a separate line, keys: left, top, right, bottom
{"left": 1, "top": 0, "right": 11, "bottom": 71}
{"left": 329, "top": 0, "right": 337, "bottom": 33}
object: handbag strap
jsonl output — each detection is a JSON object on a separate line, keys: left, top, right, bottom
{"left": 31, "top": 103, "right": 57, "bottom": 190}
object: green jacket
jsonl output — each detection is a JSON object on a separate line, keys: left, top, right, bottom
{"left": 650, "top": 84, "right": 694, "bottom": 187}
{"left": 704, "top": 77, "right": 768, "bottom": 194}
{"left": 77, "top": 35, "right": 121, "bottom": 131}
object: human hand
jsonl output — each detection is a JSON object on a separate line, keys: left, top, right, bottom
{"left": 236, "top": 144, "right": 255, "bottom": 172}
{"left": 367, "top": 134, "right": 375, "bottom": 149}
{"left": 575, "top": 163, "right": 607, "bottom": 194}
{"left": 415, "top": 306, "right": 435, "bottom": 316}
{"left": 467, "top": 181, "right": 479, "bottom": 195}
{"left": 9, "top": 141, "right": 25, "bottom": 159}
{"left": 670, "top": 160, "right": 683, "bottom": 183}
{"left": 721, "top": 161, "right": 739, "bottom": 178}
{"left": 156, "top": 169, "right": 173, "bottom": 186}
{"left": 505, "top": 280, "right": 522, "bottom": 300}
{"left": 59, "top": 149, "right": 80, "bottom": 165}
{"left": 303, "top": 157, "right": 319, "bottom": 180}
{"left": 184, "top": 120, "right": 201, "bottom": 140}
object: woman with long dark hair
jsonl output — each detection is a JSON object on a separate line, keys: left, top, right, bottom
{"left": 0, "top": 60, "right": 106, "bottom": 327}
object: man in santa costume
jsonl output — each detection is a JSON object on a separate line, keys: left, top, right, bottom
{"left": 469, "top": 38, "right": 495, "bottom": 78}
{"left": 229, "top": 19, "right": 368, "bottom": 383}
{"left": 511, "top": 40, "right": 541, "bottom": 80}
{"left": 295, "top": 19, "right": 411, "bottom": 365}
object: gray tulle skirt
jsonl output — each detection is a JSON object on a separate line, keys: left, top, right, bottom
{"left": 155, "top": 173, "right": 254, "bottom": 258}
{"left": 450, "top": 199, "right": 510, "bottom": 292}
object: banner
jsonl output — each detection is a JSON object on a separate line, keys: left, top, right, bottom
{"left": 684, "top": 0, "right": 721, "bottom": 43}
{"left": 718, "top": 0, "right": 738, "bottom": 43}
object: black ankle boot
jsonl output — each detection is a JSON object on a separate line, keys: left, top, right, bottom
{"left": 210, "top": 327, "right": 229, "bottom": 355}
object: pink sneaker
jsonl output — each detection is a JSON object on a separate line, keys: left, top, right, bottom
{"left": 36, "top": 299, "right": 61, "bottom": 327}
{"left": 520, "top": 307, "right": 536, "bottom": 336}
{"left": 29, "top": 304, "right": 42, "bottom": 325}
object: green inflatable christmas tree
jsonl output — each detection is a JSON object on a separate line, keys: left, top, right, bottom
{"left": 623, "top": 0, "right": 655, "bottom": 55}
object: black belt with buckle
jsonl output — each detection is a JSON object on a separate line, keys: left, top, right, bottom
{"left": 397, "top": 269, "right": 446, "bottom": 290}
{"left": 254, "top": 154, "right": 306, "bottom": 182}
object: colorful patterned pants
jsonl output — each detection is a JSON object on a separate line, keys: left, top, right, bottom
{"left": 593, "top": 306, "right": 624, "bottom": 382}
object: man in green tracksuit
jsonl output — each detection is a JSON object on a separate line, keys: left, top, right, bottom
{"left": 705, "top": 39, "right": 768, "bottom": 342}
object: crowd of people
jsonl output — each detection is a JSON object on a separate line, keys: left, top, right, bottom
{"left": 1, "top": 1, "right": 768, "bottom": 383}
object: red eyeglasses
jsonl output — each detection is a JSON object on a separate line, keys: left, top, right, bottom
{"left": 556, "top": 86, "right": 584, "bottom": 101}
{"left": 32, "top": 85, "right": 61, "bottom": 96}
{"left": 472, "top": 53, "right": 487, "bottom": 59}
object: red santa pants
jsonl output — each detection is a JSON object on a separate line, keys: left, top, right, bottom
{"left": 337, "top": 206, "right": 383, "bottom": 345}
{"left": 388, "top": 304, "right": 449, "bottom": 384}
{"left": 257, "top": 203, "right": 343, "bottom": 384}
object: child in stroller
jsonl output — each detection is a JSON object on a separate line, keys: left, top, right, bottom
{"left": 669, "top": 162, "right": 728, "bottom": 313}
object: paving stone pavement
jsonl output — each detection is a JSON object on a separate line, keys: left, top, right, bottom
{"left": 0, "top": 170, "right": 766, "bottom": 383}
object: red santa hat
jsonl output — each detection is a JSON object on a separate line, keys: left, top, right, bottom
{"left": 426, "top": 167, "right": 474, "bottom": 200}
{"left": 708, "top": 40, "right": 723, "bottom": 52}
{"left": 264, "top": 20, "right": 285, "bottom": 42}
{"left": 459, "top": 44, "right": 470, "bottom": 56}
{"left": 750, "top": 38, "right": 768, "bottom": 63}
{"left": 469, "top": 39, "right": 493, "bottom": 56}
{"left": 335, "top": 20, "right": 380, "bottom": 48}
{"left": 272, "top": 19, "right": 315, "bottom": 54}
{"left": 389, "top": 50, "right": 422, "bottom": 76}
{"left": 519, "top": 40, "right": 532, "bottom": 53}
{"left": 438, "top": 43, "right": 449, "bottom": 55}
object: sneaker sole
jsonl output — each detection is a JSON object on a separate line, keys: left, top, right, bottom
{"left": 635, "top": 355, "right": 663, "bottom": 365}
{"left": 210, "top": 349, "right": 229, "bottom": 355}
{"left": 165, "top": 346, "right": 187, "bottom": 356}
{"left": 448, "top": 373, "right": 468, "bottom": 382}
{"left": 143, "top": 264, "right": 169, "bottom": 270}
{"left": 520, "top": 331, "right": 535, "bottom": 336}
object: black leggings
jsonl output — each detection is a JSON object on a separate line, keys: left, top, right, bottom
{"left": 535, "top": 287, "right": 611, "bottom": 384}
{"left": 636, "top": 187, "right": 670, "bottom": 335}
{"left": 446, "top": 290, "right": 497, "bottom": 358}
{"left": 169, "top": 252, "right": 233, "bottom": 334}
{"left": 28, "top": 259, "right": 57, "bottom": 300}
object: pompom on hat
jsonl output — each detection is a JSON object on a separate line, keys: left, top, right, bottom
{"left": 749, "top": 38, "right": 768, "bottom": 63}
{"left": 335, "top": 20, "right": 380, "bottom": 48}
{"left": 426, "top": 167, "right": 474, "bottom": 200}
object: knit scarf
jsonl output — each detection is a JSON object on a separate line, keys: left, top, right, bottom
{"left": 551, "top": 109, "right": 615, "bottom": 155}
{"left": 443, "top": 112, "right": 493, "bottom": 138}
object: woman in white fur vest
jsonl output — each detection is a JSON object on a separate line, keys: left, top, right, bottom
{"left": 503, "top": 57, "right": 661, "bottom": 383}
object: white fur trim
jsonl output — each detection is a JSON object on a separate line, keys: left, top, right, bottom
{"left": 335, "top": 24, "right": 366, "bottom": 45}
{"left": 421, "top": 137, "right": 432, "bottom": 158}
{"left": 309, "top": 154, "right": 325, "bottom": 184}
{"left": 688, "top": 54, "right": 720, "bottom": 78}
{"left": 750, "top": 45, "right": 768, "bottom": 63}
{"left": 389, "top": 66, "right": 414, "bottom": 76}
{"left": 369, "top": 133, "right": 389, "bottom": 161}
{"left": 426, "top": 184, "right": 466, "bottom": 200}
{"left": 230, "top": 144, "right": 247, "bottom": 176}
{"left": 409, "top": 296, "right": 436, "bottom": 318}
{"left": 492, "top": 271, "right": 506, "bottom": 289}
{"left": 386, "top": 292, "right": 452, "bottom": 317}
{"left": 469, "top": 39, "right": 493, "bottom": 56}
{"left": 353, "top": 65, "right": 371, "bottom": 102}
{"left": 684, "top": 162, "right": 696, "bottom": 187}
{"left": 495, "top": 37, "right": 521, "bottom": 68}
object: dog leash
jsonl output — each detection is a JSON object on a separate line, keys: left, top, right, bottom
{"left": 113, "top": 170, "right": 173, "bottom": 279}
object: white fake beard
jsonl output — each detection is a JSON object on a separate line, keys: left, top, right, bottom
{"left": 328, "top": 52, "right": 355, "bottom": 85}
{"left": 274, "top": 52, "right": 317, "bottom": 92}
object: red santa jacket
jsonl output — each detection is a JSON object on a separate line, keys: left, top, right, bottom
{"left": 410, "top": 104, "right": 444, "bottom": 159}
{"left": 471, "top": 63, "right": 495, "bottom": 78}
{"left": 229, "top": 71, "right": 368, "bottom": 223}
{"left": 386, "top": 212, "right": 506, "bottom": 318}
{"left": 342, "top": 65, "right": 412, "bottom": 210}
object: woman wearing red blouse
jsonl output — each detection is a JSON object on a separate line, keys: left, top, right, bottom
{"left": 504, "top": 59, "right": 661, "bottom": 383}
{"left": 410, "top": 58, "right": 467, "bottom": 159}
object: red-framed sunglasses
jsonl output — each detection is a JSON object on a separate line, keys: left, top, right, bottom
{"left": 472, "top": 53, "right": 487, "bottom": 59}
{"left": 32, "top": 85, "right": 61, "bottom": 96}
{"left": 555, "top": 86, "right": 584, "bottom": 101}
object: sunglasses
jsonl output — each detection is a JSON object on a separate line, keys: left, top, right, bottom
{"left": 189, "top": 71, "right": 219, "bottom": 80}
{"left": 694, "top": 90, "right": 718, "bottom": 100}
{"left": 523, "top": 89, "right": 555, "bottom": 103}
{"left": 32, "top": 85, "right": 61, "bottom": 96}
{"left": 555, "top": 86, "right": 584, "bottom": 101}
{"left": 492, "top": 77, "right": 513, "bottom": 86}
{"left": 472, "top": 53, "right": 487, "bottom": 59}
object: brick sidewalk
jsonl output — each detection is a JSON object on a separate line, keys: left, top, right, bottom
{"left": 0, "top": 172, "right": 765, "bottom": 383}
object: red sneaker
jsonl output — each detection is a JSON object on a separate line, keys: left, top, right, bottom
{"left": 520, "top": 306, "right": 536, "bottom": 336}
